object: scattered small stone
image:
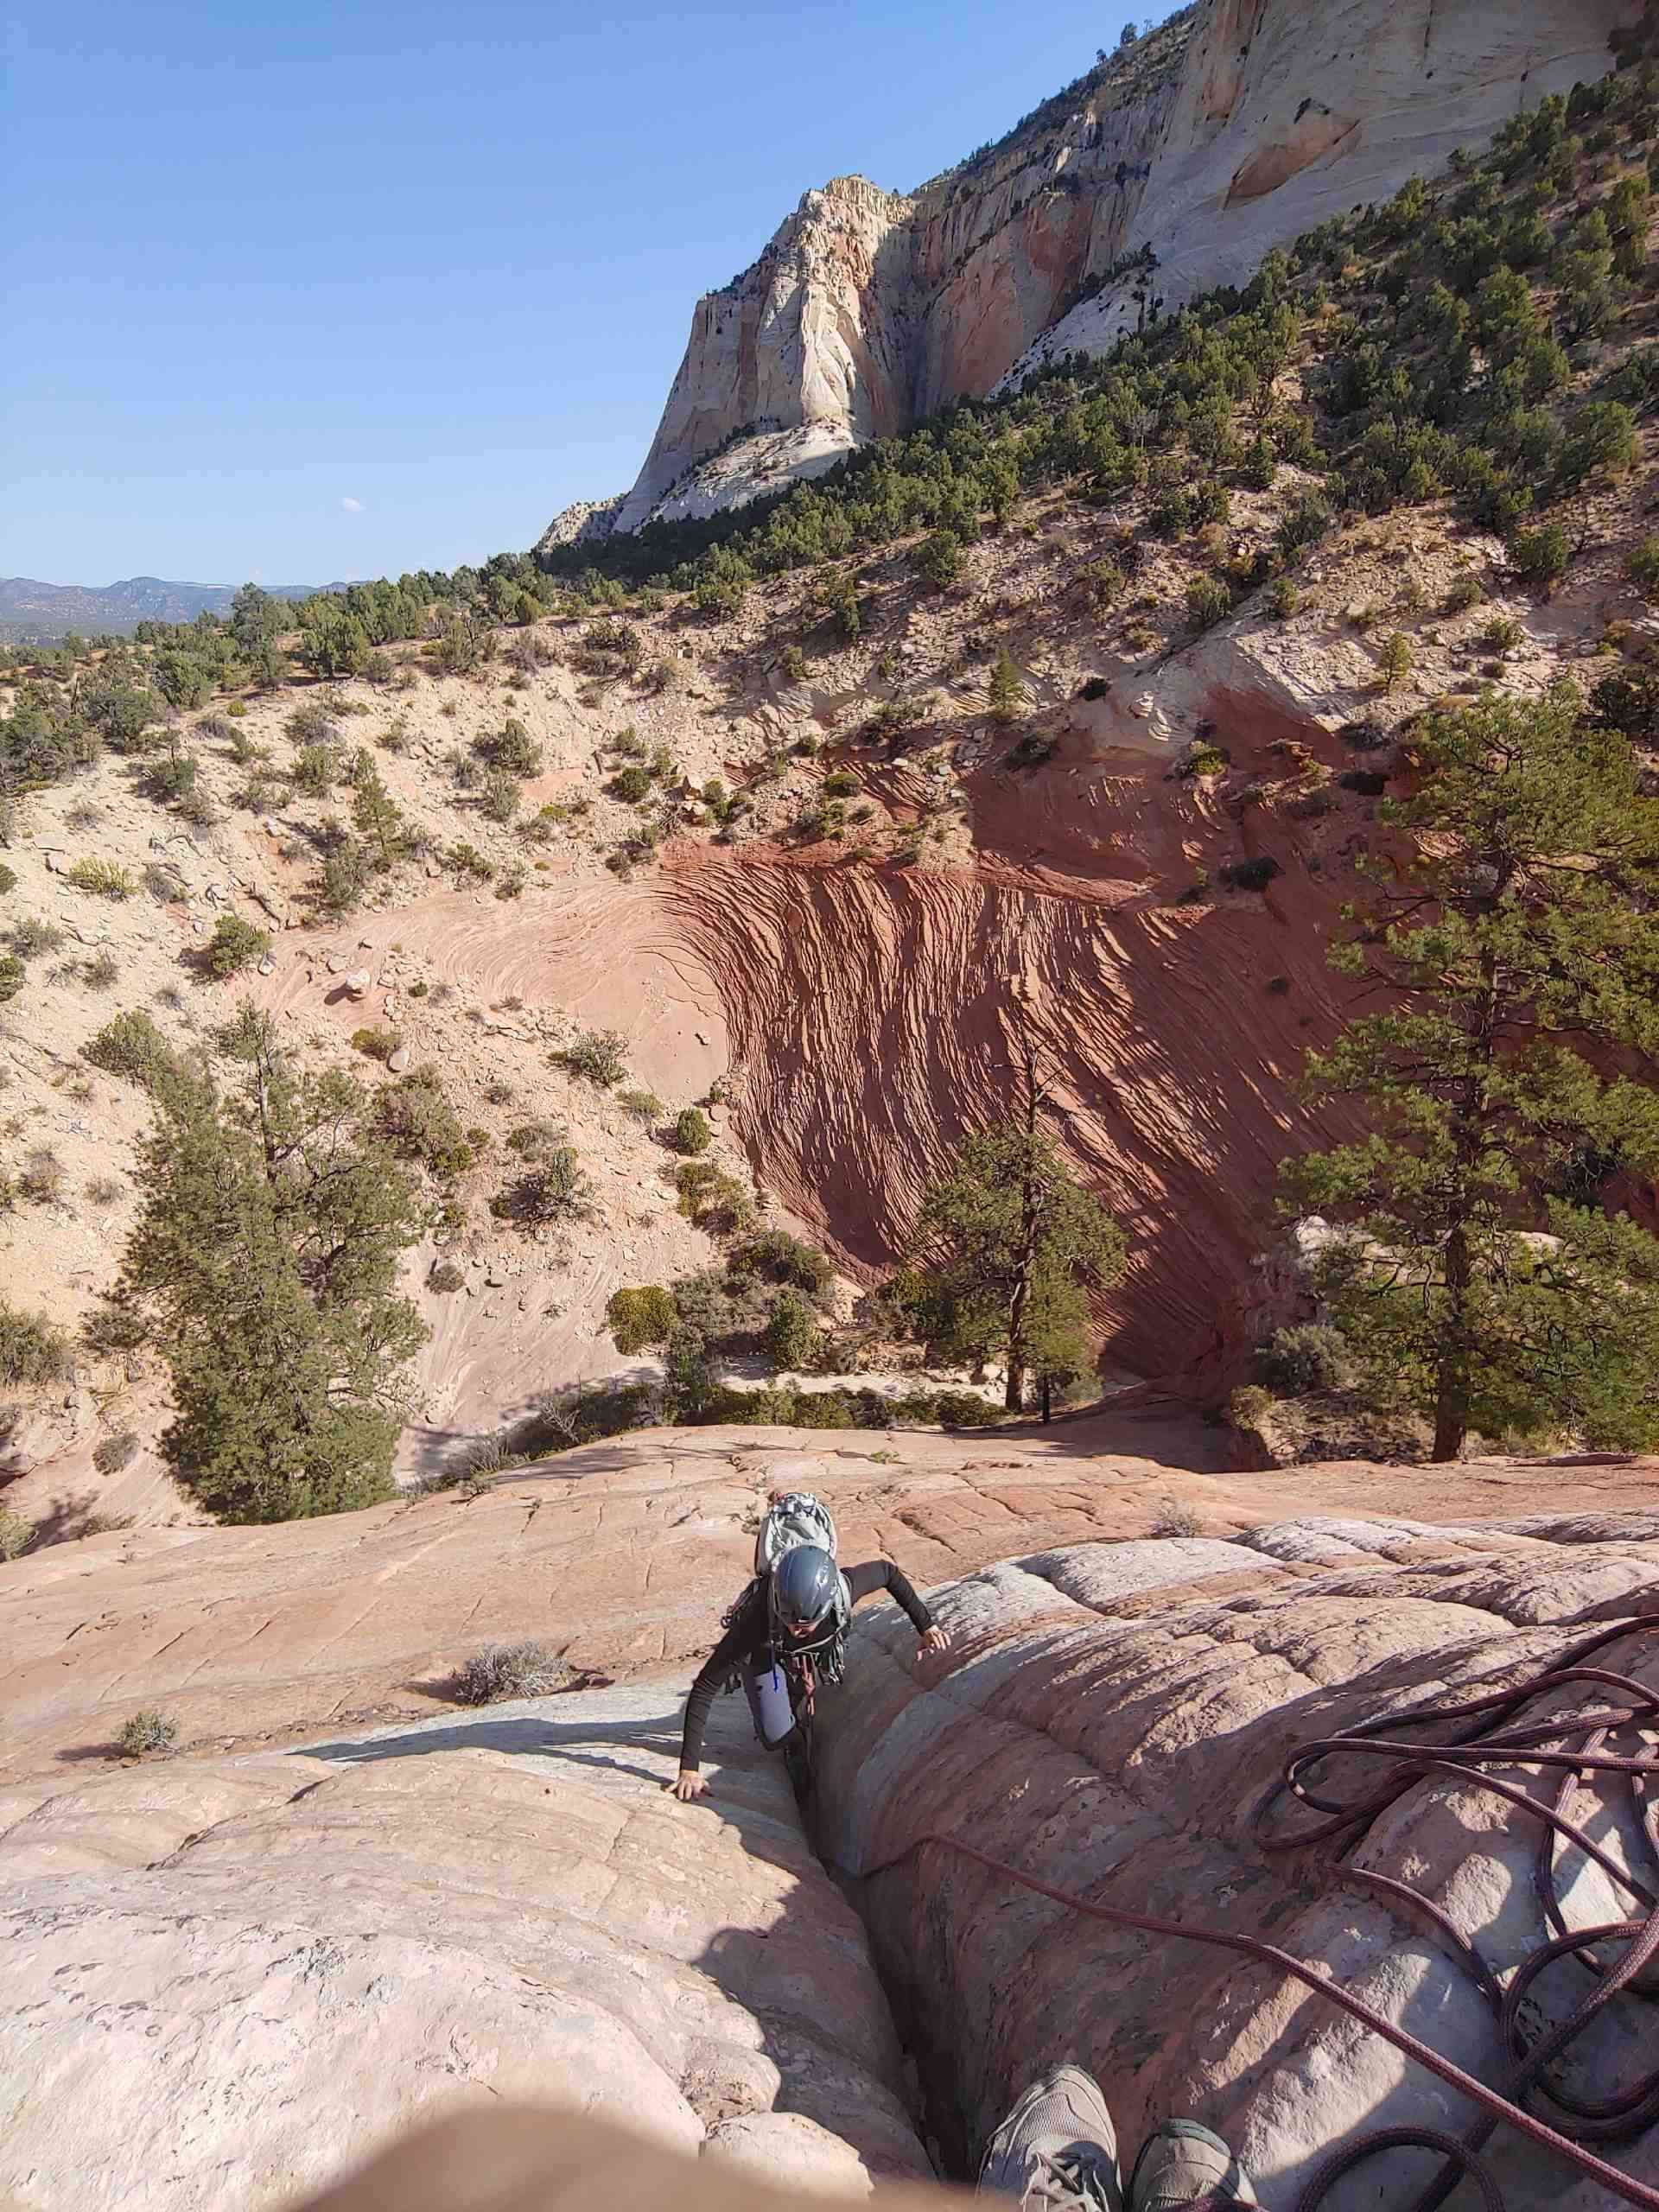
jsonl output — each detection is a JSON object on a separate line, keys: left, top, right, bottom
{"left": 257, "top": 957, "right": 276, "bottom": 976}
{"left": 327, "top": 956, "right": 347, "bottom": 976}
{"left": 345, "top": 968, "right": 372, "bottom": 998}
{"left": 190, "top": 918, "right": 206, "bottom": 935}
{"left": 386, "top": 1046, "right": 410, "bottom": 1073}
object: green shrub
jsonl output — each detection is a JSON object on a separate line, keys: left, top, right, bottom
{"left": 84, "top": 1009, "right": 175, "bottom": 1088}
{"left": 1559, "top": 400, "right": 1637, "bottom": 486}
{"left": 427, "top": 1261, "right": 465, "bottom": 1293}
{"left": 606, "top": 1285, "right": 678, "bottom": 1354}
{"left": 731, "top": 1229, "right": 834, "bottom": 1293}
{"left": 671, "top": 1106, "right": 713, "bottom": 1156}
{"left": 350, "top": 1026, "right": 404, "bottom": 1064}
{"left": 490, "top": 1147, "right": 593, "bottom": 1225}
{"left": 1377, "top": 632, "right": 1414, "bottom": 692}
{"left": 937, "top": 1390, "right": 998, "bottom": 1426}
{"left": 675, "top": 1160, "right": 755, "bottom": 1232}
{"left": 480, "top": 770, "right": 522, "bottom": 823}
{"left": 1183, "top": 742, "right": 1229, "bottom": 779}
{"left": 1265, "top": 577, "right": 1300, "bottom": 620}
{"left": 6, "top": 914, "right": 66, "bottom": 957}
{"left": 0, "top": 1296, "right": 75, "bottom": 1387}
{"left": 202, "top": 912, "right": 271, "bottom": 978}
{"left": 446, "top": 841, "right": 495, "bottom": 882}
{"left": 763, "top": 1288, "right": 822, "bottom": 1372}
{"left": 290, "top": 742, "right": 340, "bottom": 794}
{"left": 556, "top": 1028, "right": 628, "bottom": 1087}
{"left": 1276, "top": 492, "right": 1333, "bottom": 558}
{"left": 1590, "top": 668, "right": 1659, "bottom": 740}
{"left": 1221, "top": 855, "right": 1281, "bottom": 892}
{"left": 92, "top": 1428, "right": 140, "bottom": 1476}
{"left": 117, "top": 1709, "right": 178, "bottom": 1757}
{"left": 618, "top": 1087, "right": 663, "bottom": 1122}
{"left": 611, "top": 765, "right": 652, "bottom": 804}
{"left": 1481, "top": 615, "right": 1522, "bottom": 652}
{"left": 0, "top": 1507, "right": 32, "bottom": 1560}
{"left": 1507, "top": 524, "right": 1570, "bottom": 588}
{"left": 0, "top": 952, "right": 22, "bottom": 1003}
{"left": 0, "top": 863, "right": 17, "bottom": 896}
{"left": 1255, "top": 1323, "right": 1355, "bottom": 1393}
{"left": 65, "top": 858, "right": 135, "bottom": 899}
{"left": 317, "top": 837, "right": 373, "bottom": 915}
{"left": 1443, "top": 574, "right": 1485, "bottom": 613}
{"left": 1626, "top": 537, "right": 1659, "bottom": 601}
{"left": 788, "top": 1389, "right": 855, "bottom": 1429}
{"left": 822, "top": 769, "right": 859, "bottom": 798}
{"left": 1186, "top": 575, "right": 1235, "bottom": 631}
{"left": 1078, "top": 557, "right": 1124, "bottom": 608}
{"left": 916, "top": 529, "right": 965, "bottom": 588}
{"left": 478, "top": 717, "right": 543, "bottom": 776}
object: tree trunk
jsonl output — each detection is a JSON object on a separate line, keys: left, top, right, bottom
{"left": 1433, "top": 1222, "right": 1471, "bottom": 1461}
{"left": 1004, "top": 1044, "right": 1046, "bottom": 1414}
{"left": 1039, "top": 1376, "right": 1052, "bottom": 1424}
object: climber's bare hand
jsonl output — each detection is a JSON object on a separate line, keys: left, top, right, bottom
{"left": 671, "top": 1770, "right": 709, "bottom": 1802}
{"left": 918, "top": 1625, "right": 950, "bottom": 1662}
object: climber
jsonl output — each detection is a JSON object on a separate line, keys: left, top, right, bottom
{"left": 978, "top": 2064, "right": 1257, "bottom": 2212}
{"left": 669, "top": 1541, "right": 948, "bottom": 1801}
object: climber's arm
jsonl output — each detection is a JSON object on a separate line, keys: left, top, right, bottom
{"left": 845, "top": 1561, "right": 950, "bottom": 1657}
{"left": 672, "top": 1620, "right": 747, "bottom": 1794}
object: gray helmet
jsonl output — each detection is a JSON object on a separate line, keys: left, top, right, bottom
{"left": 768, "top": 1545, "right": 842, "bottom": 1651}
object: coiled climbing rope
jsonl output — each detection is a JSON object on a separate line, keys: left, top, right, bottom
{"left": 850, "top": 1611, "right": 1659, "bottom": 2212}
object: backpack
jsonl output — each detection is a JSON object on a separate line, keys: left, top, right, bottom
{"left": 753, "top": 1491, "right": 838, "bottom": 1575}
{"left": 753, "top": 1491, "right": 851, "bottom": 1690}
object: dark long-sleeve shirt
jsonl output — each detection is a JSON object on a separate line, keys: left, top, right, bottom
{"left": 678, "top": 1560, "right": 933, "bottom": 1772}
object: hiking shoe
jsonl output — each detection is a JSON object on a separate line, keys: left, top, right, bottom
{"left": 978, "top": 2065, "right": 1123, "bottom": 2212}
{"left": 1126, "top": 2120, "right": 1258, "bottom": 2212}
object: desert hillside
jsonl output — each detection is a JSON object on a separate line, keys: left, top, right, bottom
{"left": 4, "top": 22, "right": 1659, "bottom": 1539}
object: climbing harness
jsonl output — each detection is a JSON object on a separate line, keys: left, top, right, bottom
{"left": 850, "top": 1610, "right": 1659, "bottom": 2212}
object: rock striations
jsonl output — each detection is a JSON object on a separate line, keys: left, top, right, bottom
{"left": 547, "top": 0, "right": 1637, "bottom": 542}
{"left": 3, "top": 1430, "right": 1656, "bottom": 2205}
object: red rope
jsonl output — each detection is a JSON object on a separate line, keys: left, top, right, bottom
{"left": 847, "top": 1611, "right": 1659, "bottom": 2212}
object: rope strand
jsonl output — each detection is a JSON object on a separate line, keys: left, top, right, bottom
{"left": 844, "top": 1611, "right": 1659, "bottom": 2212}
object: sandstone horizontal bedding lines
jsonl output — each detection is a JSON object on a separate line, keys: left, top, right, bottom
{"left": 661, "top": 835, "right": 1366, "bottom": 1387}
{"left": 818, "top": 1522, "right": 1659, "bottom": 2204}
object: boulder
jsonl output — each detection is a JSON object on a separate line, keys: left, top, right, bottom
{"left": 817, "top": 1515, "right": 1659, "bottom": 2209}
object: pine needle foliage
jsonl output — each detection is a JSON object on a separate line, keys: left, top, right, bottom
{"left": 1281, "top": 686, "right": 1659, "bottom": 1457}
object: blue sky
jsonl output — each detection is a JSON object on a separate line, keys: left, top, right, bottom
{"left": 3, "top": 1, "right": 1169, "bottom": 586}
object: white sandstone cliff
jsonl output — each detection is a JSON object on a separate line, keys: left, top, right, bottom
{"left": 548, "top": 0, "right": 1638, "bottom": 544}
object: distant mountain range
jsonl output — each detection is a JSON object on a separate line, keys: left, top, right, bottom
{"left": 0, "top": 575, "right": 341, "bottom": 643}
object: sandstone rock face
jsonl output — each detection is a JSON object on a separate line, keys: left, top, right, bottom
{"left": 817, "top": 1513, "right": 1659, "bottom": 2205}
{"left": 580, "top": 0, "right": 1635, "bottom": 536}
{"left": 4, "top": 1455, "right": 1656, "bottom": 2207}
{"left": 1011, "top": 0, "right": 1638, "bottom": 381}
{"left": 0, "top": 1681, "right": 933, "bottom": 2208}
{"left": 11, "top": 1419, "right": 1654, "bottom": 1788}
{"left": 612, "top": 176, "right": 920, "bottom": 533}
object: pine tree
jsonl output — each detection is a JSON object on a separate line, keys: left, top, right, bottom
{"left": 1281, "top": 685, "right": 1659, "bottom": 1459}
{"left": 116, "top": 1006, "right": 429, "bottom": 1521}
{"left": 898, "top": 1054, "right": 1126, "bottom": 1411}
{"left": 350, "top": 752, "right": 410, "bottom": 869}
{"left": 988, "top": 651, "right": 1026, "bottom": 723}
